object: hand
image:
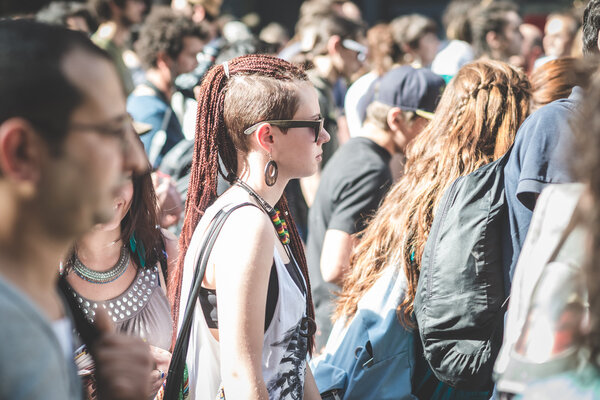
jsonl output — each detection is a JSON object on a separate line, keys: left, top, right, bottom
{"left": 91, "top": 309, "right": 153, "bottom": 400}
{"left": 152, "top": 171, "right": 183, "bottom": 229}
{"left": 149, "top": 346, "right": 172, "bottom": 398}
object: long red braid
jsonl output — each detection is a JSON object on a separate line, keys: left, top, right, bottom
{"left": 168, "top": 54, "right": 316, "bottom": 354}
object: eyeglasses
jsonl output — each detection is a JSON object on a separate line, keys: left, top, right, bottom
{"left": 68, "top": 113, "right": 138, "bottom": 160}
{"left": 342, "top": 39, "right": 368, "bottom": 63}
{"left": 244, "top": 118, "right": 325, "bottom": 143}
{"left": 69, "top": 113, "right": 135, "bottom": 138}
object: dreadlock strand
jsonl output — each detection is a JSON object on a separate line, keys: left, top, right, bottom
{"left": 169, "top": 64, "right": 228, "bottom": 347}
{"left": 277, "top": 196, "right": 316, "bottom": 355}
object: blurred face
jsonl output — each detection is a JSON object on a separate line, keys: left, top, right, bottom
{"left": 338, "top": 37, "right": 366, "bottom": 79}
{"left": 39, "top": 50, "right": 147, "bottom": 237}
{"left": 65, "top": 16, "right": 91, "bottom": 33}
{"left": 274, "top": 83, "right": 330, "bottom": 179}
{"left": 122, "top": 0, "right": 146, "bottom": 26}
{"left": 501, "top": 11, "right": 523, "bottom": 58}
{"left": 544, "top": 16, "right": 576, "bottom": 58}
{"left": 94, "top": 175, "right": 134, "bottom": 232}
{"left": 174, "top": 36, "right": 204, "bottom": 76}
{"left": 415, "top": 32, "right": 440, "bottom": 67}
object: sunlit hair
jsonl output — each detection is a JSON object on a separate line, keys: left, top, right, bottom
{"left": 365, "top": 23, "right": 397, "bottom": 75}
{"left": 335, "top": 60, "right": 531, "bottom": 326}
{"left": 530, "top": 57, "right": 586, "bottom": 111}
{"left": 530, "top": 57, "right": 596, "bottom": 111}
{"left": 170, "top": 54, "right": 316, "bottom": 352}
{"left": 570, "top": 63, "right": 600, "bottom": 367}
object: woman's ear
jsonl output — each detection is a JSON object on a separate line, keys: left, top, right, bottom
{"left": 253, "top": 122, "right": 275, "bottom": 153}
{"left": 327, "top": 35, "right": 343, "bottom": 56}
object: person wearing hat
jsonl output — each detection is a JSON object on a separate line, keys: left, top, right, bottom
{"left": 306, "top": 65, "right": 445, "bottom": 352}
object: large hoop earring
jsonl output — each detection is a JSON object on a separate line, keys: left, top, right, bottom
{"left": 264, "top": 155, "right": 278, "bottom": 186}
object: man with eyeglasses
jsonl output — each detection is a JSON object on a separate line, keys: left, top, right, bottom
{"left": 0, "top": 20, "right": 151, "bottom": 400}
{"left": 307, "top": 65, "right": 445, "bottom": 352}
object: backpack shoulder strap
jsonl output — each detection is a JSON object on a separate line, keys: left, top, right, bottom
{"left": 164, "top": 201, "right": 259, "bottom": 399}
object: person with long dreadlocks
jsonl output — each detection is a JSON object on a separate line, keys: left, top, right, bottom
{"left": 170, "top": 54, "right": 328, "bottom": 399}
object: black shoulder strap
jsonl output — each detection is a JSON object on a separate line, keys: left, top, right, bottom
{"left": 164, "top": 202, "right": 259, "bottom": 399}
{"left": 158, "top": 236, "right": 168, "bottom": 284}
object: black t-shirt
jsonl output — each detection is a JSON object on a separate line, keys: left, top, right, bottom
{"left": 307, "top": 137, "right": 392, "bottom": 294}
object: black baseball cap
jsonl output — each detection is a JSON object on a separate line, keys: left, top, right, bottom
{"left": 366, "top": 65, "right": 445, "bottom": 119}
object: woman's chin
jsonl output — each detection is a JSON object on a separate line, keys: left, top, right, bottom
{"left": 93, "top": 214, "right": 123, "bottom": 232}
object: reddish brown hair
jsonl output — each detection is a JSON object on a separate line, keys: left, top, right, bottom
{"left": 169, "top": 54, "right": 316, "bottom": 352}
{"left": 530, "top": 57, "right": 587, "bottom": 111}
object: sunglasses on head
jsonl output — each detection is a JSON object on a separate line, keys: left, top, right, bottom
{"left": 244, "top": 118, "right": 325, "bottom": 143}
{"left": 342, "top": 39, "right": 368, "bottom": 63}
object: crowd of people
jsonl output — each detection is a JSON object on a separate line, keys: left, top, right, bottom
{"left": 2, "top": 0, "right": 600, "bottom": 399}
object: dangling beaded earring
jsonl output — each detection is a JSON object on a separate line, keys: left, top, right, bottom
{"left": 264, "top": 154, "right": 278, "bottom": 186}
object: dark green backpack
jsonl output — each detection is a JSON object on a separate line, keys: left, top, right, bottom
{"left": 414, "top": 151, "right": 510, "bottom": 391}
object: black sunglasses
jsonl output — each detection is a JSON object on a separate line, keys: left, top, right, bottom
{"left": 244, "top": 118, "right": 324, "bottom": 143}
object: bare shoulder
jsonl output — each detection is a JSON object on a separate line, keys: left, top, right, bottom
{"left": 211, "top": 204, "right": 275, "bottom": 258}
{"left": 220, "top": 204, "right": 273, "bottom": 240}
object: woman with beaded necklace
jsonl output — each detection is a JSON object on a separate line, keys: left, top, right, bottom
{"left": 170, "top": 54, "right": 328, "bottom": 399}
{"left": 63, "top": 170, "right": 178, "bottom": 399}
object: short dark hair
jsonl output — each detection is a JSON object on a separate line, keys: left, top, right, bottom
{"left": 0, "top": 19, "right": 112, "bottom": 152}
{"left": 135, "top": 7, "right": 208, "bottom": 70}
{"left": 583, "top": 0, "right": 600, "bottom": 55}
{"left": 470, "top": 1, "right": 519, "bottom": 57}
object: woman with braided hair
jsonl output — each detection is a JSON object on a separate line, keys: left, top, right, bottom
{"left": 312, "top": 59, "right": 531, "bottom": 399}
{"left": 170, "top": 54, "right": 328, "bottom": 399}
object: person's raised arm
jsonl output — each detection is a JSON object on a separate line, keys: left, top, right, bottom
{"left": 320, "top": 229, "right": 357, "bottom": 285}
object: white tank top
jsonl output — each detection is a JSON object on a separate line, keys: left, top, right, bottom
{"left": 178, "top": 203, "right": 309, "bottom": 399}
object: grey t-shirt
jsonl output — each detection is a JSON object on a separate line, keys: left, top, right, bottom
{"left": 0, "top": 275, "right": 81, "bottom": 400}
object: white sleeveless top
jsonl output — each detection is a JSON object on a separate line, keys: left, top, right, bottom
{"left": 178, "top": 203, "right": 309, "bottom": 399}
